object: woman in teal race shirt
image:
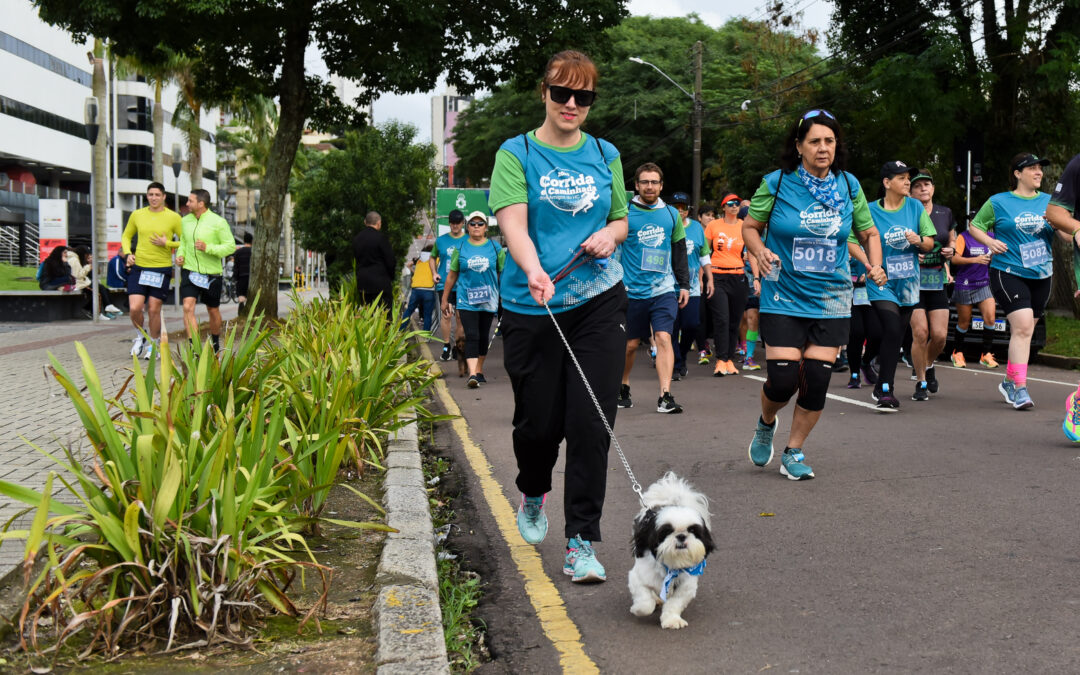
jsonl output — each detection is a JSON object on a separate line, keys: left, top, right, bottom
{"left": 968, "top": 153, "right": 1072, "bottom": 410}
{"left": 857, "top": 161, "right": 936, "bottom": 409}
{"left": 743, "top": 109, "right": 885, "bottom": 481}
{"left": 488, "top": 50, "right": 628, "bottom": 583}
{"left": 441, "top": 211, "right": 505, "bottom": 389}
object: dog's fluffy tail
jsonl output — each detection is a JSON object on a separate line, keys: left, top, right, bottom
{"left": 640, "top": 471, "right": 710, "bottom": 527}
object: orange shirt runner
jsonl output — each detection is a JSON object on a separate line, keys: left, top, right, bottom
{"left": 704, "top": 217, "right": 746, "bottom": 273}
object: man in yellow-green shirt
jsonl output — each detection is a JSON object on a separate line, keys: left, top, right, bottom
{"left": 176, "top": 189, "right": 236, "bottom": 351}
{"left": 121, "top": 181, "right": 182, "bottom": 359}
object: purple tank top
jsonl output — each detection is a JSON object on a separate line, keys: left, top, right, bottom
{"left": 955, "top": 230, "right": 992, "bottom": 288}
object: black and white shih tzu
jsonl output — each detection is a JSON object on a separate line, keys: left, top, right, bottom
{"left": 628, "top": 472, "right": 714, "bottom": 629}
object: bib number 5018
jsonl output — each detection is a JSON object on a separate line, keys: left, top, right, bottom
{"left": 791, "top": 237, "right": 836, "bottom": 273}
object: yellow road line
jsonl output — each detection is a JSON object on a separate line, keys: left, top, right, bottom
{"left": 421, "top": 342, "right": 599, "bottom": 674}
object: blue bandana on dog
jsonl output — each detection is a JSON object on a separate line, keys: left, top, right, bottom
{"left": 660, "top": 559, "right": 708, "bottom": 602}
{"left": 797, "top": 165, "right": 846, "bottom": 213}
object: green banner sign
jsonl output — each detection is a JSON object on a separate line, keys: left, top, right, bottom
{"left": 435, "top": 188, "right": 491, "bottom": 237}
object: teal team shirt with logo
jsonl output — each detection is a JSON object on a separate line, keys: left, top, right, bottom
{"left": 746, "top": 169, "right": 873, "bottom": 319}
{"left": 434, "top": 232, "right": 466, "bottom": 291}
{"left": 864, "top": 197, "right": 937, "bottom": 306}
{"left": 488, "top": 131, "right": 628, "bottom": 315}
{"left": 622, "top": 200, "right": 686, "bottom": 300}
{"left": 970, "top": 191, "right": 1053, "bottom": 280}
{"left": 682, "top": 218, "right": 709, "bottom": 297}
{"left": 449, "top": 239, "right": 506, "bottom": 313}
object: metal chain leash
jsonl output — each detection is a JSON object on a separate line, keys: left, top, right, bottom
{"left": 543, "top": 300, "right": 647, "bottom": 509}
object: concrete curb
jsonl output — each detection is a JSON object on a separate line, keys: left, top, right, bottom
{"left": 1034, "top": 351, "right": 1080, "bottom": 371}
{"left": 374, "top": 418, "right": 450, "bottom": 674}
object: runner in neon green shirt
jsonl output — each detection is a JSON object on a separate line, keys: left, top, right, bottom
{"left": 176, "top": 189, "right": 237, "bottom": 350}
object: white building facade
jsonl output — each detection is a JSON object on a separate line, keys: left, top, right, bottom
{"left": 431, "top": 86, "right": 472, "bottom": 188}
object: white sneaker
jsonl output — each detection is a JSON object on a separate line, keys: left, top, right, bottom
{"left": 104, "top": 304, "right": 123, "bottom": 314}
{"left": 131, "top": 335, "right": 145, "bottom": 357}
{"left": 98, "top": 313, "right": 113, "bottom": 321}
{"left": 142, "top": 341, "right": 155, "bottom": 360}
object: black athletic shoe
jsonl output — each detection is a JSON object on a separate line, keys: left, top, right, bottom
{"left": 912, "top": 382, "right": 929, "bottom": 401}
{"left": 440, "top": 344, "right": 452, "bottom": 361}
{"left": 671, "top": 369, "right": 682, "bottom": 381}
{"left": 679, "top": 366, "right": 688, "bottom": 378}
{"left": 617, "top": 384, "right": 633, "bottom": 409}
{"left": 656, "top": 392, "right": 683, "bottom": 414}
{"left": 926, "top": 366, "right": 939, "bottom": 394}
{"left": 475, "top": 373, "right": 487, "bottom": 384}
{"left": 467, "top": 375, "right": 479, "bottom": 389}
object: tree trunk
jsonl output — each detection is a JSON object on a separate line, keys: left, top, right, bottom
{"left": 188, "top": 102, "right": 202, "bottom": 190}
{"left": 92, "top": 40, "right": 108, "bottom": 293}
{"left": 249, "top": 11, "right": 310, "bottom": 318}
{"left": 1050, "top": 238, "right": 1080, "bottom": 318}
{"left": 152, "top": 80, "right": 164, "bottom": 183}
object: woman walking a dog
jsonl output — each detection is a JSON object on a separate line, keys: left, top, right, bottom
{"left": 742, "top": 109, "right": 886, "bottom": 480}
{"left": 488, "top": 50, "right": 628, "bottom": 582}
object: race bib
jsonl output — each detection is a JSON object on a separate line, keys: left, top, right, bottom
{"left": 853, "top": 286, "right": 869, "bottom": 305}
{"left": 886, "top": 255, "right": 917, "bottom": 279}
{"left": 138, "top": 270, "right": 165, "bottom": 288}
{"left": 641, "top": 248, "right": 670, "bottom": 273}
{"left": 189, "top": 272, "right": 211, "bottom": 289}
{"left": 1019, "top": 240, "right": 1050, "bottom": 268}
{"left": 791, "top": 237, "right": 836, "bottom": 273}
{"left": 920, "top": 267, "right": 944, "bottom": 291}
{"left": 466, "top": 285, "right": 492, "bottom": 306}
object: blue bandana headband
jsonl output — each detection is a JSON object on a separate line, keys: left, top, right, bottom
{"left": 797, "top": 164, "right": 846, "bottom": 213}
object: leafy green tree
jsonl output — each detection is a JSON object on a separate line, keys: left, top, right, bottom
{"left": 291, "top": 123, "right": 439, "bottom": 287}
{"left": 452, "top": 14, "right": 822, "bottom": 202}
{"left": 34, "top": 0, "right": 627, "bottom": 318}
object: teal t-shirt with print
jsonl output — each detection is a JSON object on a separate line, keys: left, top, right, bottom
{"left": 449, "top": 239, "right": 506, "bottom": 313}
{"left": 488, "top": 130, "right": 627, "bottom": 315}
{"left": 622, "top": 200, "right": 685, "bottom": 300}
{"left": 434, "top": 232, "right": 466, "bottom": 291}
{"left": 746, "top": 169, "right": 873, "bottom": 318}
{"left": 971, "top": 191, "right": 1053, "bottom": 280}
{"left": 864, "top": 196, "right": 937, "bottom": 306}
{"left": 682, "top": 218, "right": 709, "bottom": 297}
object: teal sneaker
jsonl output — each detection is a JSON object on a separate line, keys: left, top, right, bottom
{"left": 516, "top": 494, "right": 548, "bottom": 544}
{"left": 780, "top": 448, "right": 814, "bottom": 481}
{"left": 1012, "top": 386, "right": 1034, "bottom": 410}
{"left": 1064, "top": 391, "right": 1080, "bottom": 442}
{"left": 563, "top": 535, "right": 606, "bottom": 583}
{"left": 748, "top": 415, "right": 778, "bottom": 467}
{"left": 998, "top": 378, "right": 1017, "bottom": 405}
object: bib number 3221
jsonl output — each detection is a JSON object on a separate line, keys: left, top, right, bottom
{"left": 791, "top": 237, "right": 836, "bottom": 273}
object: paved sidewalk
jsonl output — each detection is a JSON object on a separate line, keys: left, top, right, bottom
{"left": 0, "top": 289, "right": 322, "bottom": 575}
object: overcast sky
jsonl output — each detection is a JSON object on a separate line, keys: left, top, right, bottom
{"left": 354, "top": 0, "right": 833, "bottom": 143}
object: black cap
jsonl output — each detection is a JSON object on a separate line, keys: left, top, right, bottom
{"left": 448, "top": 209, "right": 464, "bottom": 223}
{"left": 1011, "top": 153, "right": 1050, "bottom": 172}
{"left": 670, "top": 191, "right": 691, "bottom": 205}
{"left": 880, "top": 160, "right": 919, "bottom": 179}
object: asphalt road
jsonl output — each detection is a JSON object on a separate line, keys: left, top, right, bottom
{"left": 429, "top": 334, "right": 1080, "bottom": 674}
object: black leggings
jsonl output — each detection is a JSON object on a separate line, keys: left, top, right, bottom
{"left": 848, "top": 303, "right": 881, "bottom": 375}
{"left": 82, "top": 283, "right": 114, "bottom": 312}
{"left": 709, "top": 273, "right": 749, "bottom": 361}
{"left": 457, "top": 309, "right": 495, "bottom": 359}
{"left": 871, "top": 300, "right": 913, "bottom": 390}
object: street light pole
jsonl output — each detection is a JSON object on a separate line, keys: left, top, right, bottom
{"left": 629, "top": 47, "right": 704, "bottom": 209}
{"left": 171, "top": 143, "right": 183, "bottom": 308}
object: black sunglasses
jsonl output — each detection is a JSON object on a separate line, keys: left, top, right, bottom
{"left": 724, "top": 200, "right": 739, "bottom": 207}
{"left": 548, "top": 85, "right": 597, "bottom": 107}
{"left": 467, "top": 221, "right": 486, "bottom": 227}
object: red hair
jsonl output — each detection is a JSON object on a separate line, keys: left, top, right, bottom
{"left": 542, "top": 51, "right": 599, "bottom": 91}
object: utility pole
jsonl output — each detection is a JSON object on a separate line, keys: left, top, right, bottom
{"left": 692, "top": 40, "right": 703, "bottom": 211}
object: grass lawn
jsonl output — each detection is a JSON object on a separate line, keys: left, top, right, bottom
{"left": 0, "top": 262, "right": 40, "bottom": 290}
{"left": 1044, "top": 313, "right": 1080, "bottom": 359}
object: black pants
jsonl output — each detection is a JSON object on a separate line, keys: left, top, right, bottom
{"left": 82, "top": 283, "right": 113, "bottom": 312}
{"left": 457, "top": 309, "right": 495, "bottom": 359}
{"left": 357, "top": 285, "right": 391, "bottom": 311}
{"left": 502, "top": 284, "right": 627, "bottom": 542}
{"left": 871, "top": 300, "right": 914, "bottom": 390}
{"left": 709, "top": 273, "right": 749, "bottom": 361}
{"left": 848, "top": 303, "right": 881, "bottom": 374}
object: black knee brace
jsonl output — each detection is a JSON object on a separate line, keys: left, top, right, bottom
{"left": 763, "top": 359, "right": 799, "bottom": 403}
{"left": 796, "top": 358, "right": 834, "bottom": 411}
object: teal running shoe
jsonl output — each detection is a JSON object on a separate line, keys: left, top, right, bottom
{"left": 563, "top": 535, "right": 606, "bottom": 583}
{"left": 1064, "top": 391, "right": 1080, "bottom": 442}
{"left": 748, "top": 415, "right": 778, "bottom": 467}
{"left": 1012, "top": 386, "right": 1034, "bottom": 410}
{"left": 516, "top": 494, "right": 548, "bottom": 544}
{"left": 780, "top": 448, "right": 814, "bottom": 481}
{"left": 998, "top": 378, "right": 1017, "bottom": 405}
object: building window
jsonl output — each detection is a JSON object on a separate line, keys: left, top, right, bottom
{"left": 0, "top": 95, "right": 85, "bottom": 139}
{"left": 117, "top": 95, "right": 151, "bottom": 131}
{"left": 0, "top": 31, "right": 92, "bottom": 87}
{"left": 117, "top": 144, "right": 152, "bottom": 180}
